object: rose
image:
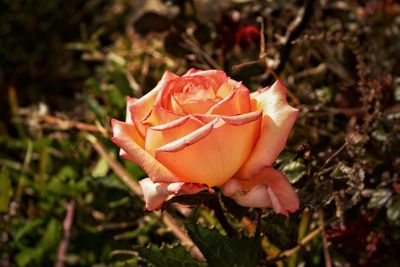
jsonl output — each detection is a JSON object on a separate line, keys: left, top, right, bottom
{"left": 112, "top": 69, "right": 299, "bottom": 215}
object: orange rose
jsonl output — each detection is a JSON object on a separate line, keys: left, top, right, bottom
{"left": 112, "top": 69, "right": 299, "bottom": 215}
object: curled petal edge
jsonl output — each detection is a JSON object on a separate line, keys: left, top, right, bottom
{"left": 222, "top": 167, "right": 299, "bottom": 216}
{"left": 139, "top": 178, "right": 209, "bottom": 210}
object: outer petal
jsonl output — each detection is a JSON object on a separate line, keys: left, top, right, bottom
{"left": 139, "top": 178, "right": 209, "bottom": 210}
{"left": 238, "top": 80, "right": 299, "bottom": 177}
{"left": 125, "top": 96, "right": 137, "bottom": 124}
{"left": 155, "top": 111, "right": 262, "bottom": 187}
{"left": 120, "top": 97, "right": 142, "bottom": 161}
{"left": 129, "top": 71, "right": 177, "bottom": 137}
{"left": 111, "top": 119, "right": 180, "bottom": 183}
{"left": 145, "top": 115, "right": 204, "bottom": 156}
{"left": 222, "top": 167, "right": 299, "bottom": 215}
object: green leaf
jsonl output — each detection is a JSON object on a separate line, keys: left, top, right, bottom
{"left": 38, "top": 218, "right": 61, "bottom": 253}
{"left": 136, "top": 244, "right": 200, "bottom": 267}
{"left": 368, "top": 189, "right": 392, "bottom": 209}
{"left": 15, "top": 247, "right": 40, "bottom": 267}
{"left": 387, "top": 195, "right": 400, "bottom": 225}
{"left": 262, "top": 215, "right": 298, "bottom": 250}
{"left": 13, "top": 218, "right": 44, "bottom": 242}
{"left": 15, "top": 219, "right": 61, "bottom": 266}
{"left": 276, "top": 151, "right": 307, "bottom": 183}
{"left": 280, "top": 160, "right": 307, "bottom": 183}
{"left": 186, "top": 224, "right": 260, "bottom": 267}
{"left": 0, "top": 170, "right": 12, "bottom": 212}
{"left": 91, "top": 156, "right": 110, "bottom": 177}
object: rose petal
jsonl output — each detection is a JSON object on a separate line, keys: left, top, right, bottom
{"left": 119, "top": 97, "right": 141, "bottom": 161}
{"left": 238, "top": 80, "right": 298, "bottom": 177}
{"left": 111, "top": 119, "right": 180, "bottom": 183}
{"left": 126, "top": 96, "right": 137, "bottom": 124}
{"left": 208, "top": 81, "right": 251, "bottom": 115}
{"left": 129, "top": 71, "right": 177, "bottom": 137}
{"left": 155, "top": 111, "right": 262, "bottom": 186}
{"left": 222, "top": 167, "right": 299, "bottom": 215}
{"left": 139, "top": 178, "right": 208, "bottom": 210}
{"left": 156, "top": 76, "right": 217, "bottom": 111}
{"left": 145, "top": 115, "right": 204, "bottom": 156}
{"left": 142, "top": 106, "right": 183, "bottom": 127}
{"left": 183, "top": 69, "right": 228, "bottom": 90}
{"left": 179, "top": 98, "right": 220, "bottom": 114}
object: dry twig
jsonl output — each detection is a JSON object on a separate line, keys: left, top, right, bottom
{"left": 320, "top": 210, "right": 332, "bottom": 267}
{"left": 54, "top": 200, "right": 75, "bottom": 267}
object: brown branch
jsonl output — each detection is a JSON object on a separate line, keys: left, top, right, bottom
{"left": 266, "top": 0, "right": 314, "bottom": 84}
{"left": 162, "top": 212, "right": 205, "bottom": 262}
{"left": 86, "top": 134, "right": 143, "bottom": 197}
{"left": 182, "top": 34, "right": 221, "bottom": 69}
{"left": 319, "top": 211, "right": 332, "bottom": 267}
{"left": 316, "top": 141, "right": 349, "bottom": 177}
{"left": 43, "top": 115, "right": 109, "bottom": 136}
{"left": 54, "top": 200, "right": 75, "bottom": 267}
{"left": 268, "top": 225, "right": 323, "bottom": 261}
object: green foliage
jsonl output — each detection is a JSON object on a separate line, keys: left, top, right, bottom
{"left": 262, "top": 215, "right": 298, "bottom": 251}
{"left": 186, "top": 224, "right": 260, "bottom": 267}
{"left": 387, "top": 196, "right": 400, "bottom": 225}
{"left": 15, "top": 219, "right": 61, "bottom": 267}
{"left": 0, "top": 170, "right": 12, "bottom": 212}
{"left": 137, "top": 244, "right": 201, "bottom": 267}
{"left": 368, "top": 189, "right": 392, "bottom": 209}
{"left": 277, "top": 151, "right": 307, "bottom": 184}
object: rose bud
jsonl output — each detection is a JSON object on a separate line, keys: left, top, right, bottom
{"left": 111, "top": 69, "right": 299, "bottom": 215}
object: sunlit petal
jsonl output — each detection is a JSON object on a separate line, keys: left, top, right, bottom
{"left": 111, "top": 119, "right": 180, "bottom": 183}
{"left": 238, "top": 80, "right": 298, "bottom": 177}
{"left": 129, "top": 71, "right": 177, "bottom": 137}
{"left": 155, "top": 111, "right": 262, "bottom": 186}
{"left": 145, "top": 115, "right": 204, "bottom": 156}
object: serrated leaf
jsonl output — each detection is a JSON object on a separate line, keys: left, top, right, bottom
{"left": 186, "top": 224, "right": 260, "bottom": 267}
{"left": 367, "top": 189, "right": 392, "bottom": 209}
{"left": 136, "top": 244, "right": 200, "bottom": 267}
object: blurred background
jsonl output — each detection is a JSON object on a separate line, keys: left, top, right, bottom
{"left": 1, "top": 0, "right": 400, "bottom": 266}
